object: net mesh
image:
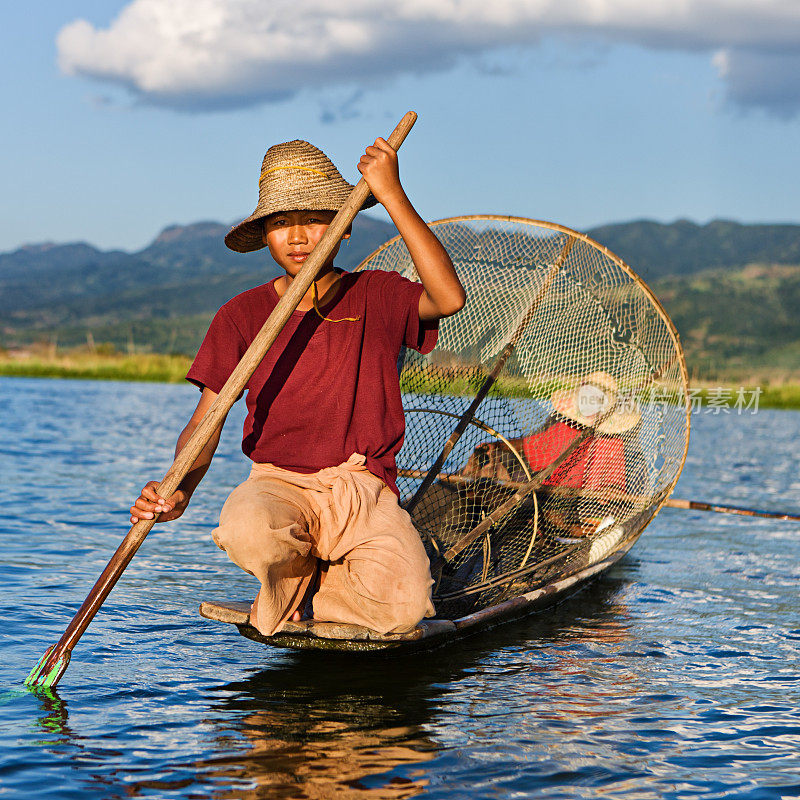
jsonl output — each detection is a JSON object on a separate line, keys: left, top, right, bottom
{"left": 356, "top": 216, "right": 690, "bottom": 619}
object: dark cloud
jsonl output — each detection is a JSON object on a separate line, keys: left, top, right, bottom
{"left": 715, "top": 48, "right": 800, "bottom": 118}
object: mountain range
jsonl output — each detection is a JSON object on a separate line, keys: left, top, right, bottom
{"left": 3, "top": 216, "right": 800, "bottom": 378}
{"left": 0, "top": 215, "right": 398, "bottom": 355}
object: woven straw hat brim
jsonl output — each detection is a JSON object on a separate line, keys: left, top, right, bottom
{"left": 225, "top": 139, "right": 377, "bottom": 253}
{"left": 550, "top": 371, "right": 641, "bottom": 435}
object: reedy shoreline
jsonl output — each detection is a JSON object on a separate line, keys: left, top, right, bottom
{"left": 1, "top": 350, "right": 799, "bottom": 410}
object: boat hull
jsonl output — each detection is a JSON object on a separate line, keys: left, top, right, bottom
{"left": 199, "top": 541, "right": 634, "bottom": 654}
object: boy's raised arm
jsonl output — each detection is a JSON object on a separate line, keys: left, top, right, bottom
{"left": 358, "top": 138, "right": 465, "bottom": 321}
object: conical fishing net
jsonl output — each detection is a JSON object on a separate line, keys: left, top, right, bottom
{"left": 356, "top": 216, "right": 690, "bottom": 619}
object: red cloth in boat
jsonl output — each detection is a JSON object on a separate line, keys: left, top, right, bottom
{"left": 187, "top": 269, "right": 438, "bottom": 496}
{"left": 522, "top": 420, "right": 627, "bottom": 491}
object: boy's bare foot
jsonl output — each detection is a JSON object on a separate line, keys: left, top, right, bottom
{"left": 288, "top": 574, "right": 318, "bottom": 622}
{"left": 290, "top": 604, "right": 314, "bottom": 622}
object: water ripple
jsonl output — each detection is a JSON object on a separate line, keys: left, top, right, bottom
{"left": 1, "top": 378, "right": 800, "bottom": 798}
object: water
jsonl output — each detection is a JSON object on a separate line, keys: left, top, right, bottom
{"left": 1, "top": 376, "right": 799, "bottom": 799}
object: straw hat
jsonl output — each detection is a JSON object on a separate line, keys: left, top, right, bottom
{"left": 225, "top": 140, "right": 377, "bottom": 253}
{"left": 550, "top": 371, "right": 641, "bottom": 435}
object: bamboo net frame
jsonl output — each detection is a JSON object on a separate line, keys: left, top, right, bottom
{"left": 356, "top": 215, "right": 690, "bottom": 618}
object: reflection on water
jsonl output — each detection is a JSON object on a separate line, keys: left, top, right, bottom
{"left": 3, "top": 378, "right": 800, "bottom": 799}
{"left": 33, "top": 690, "right": 72, "bottom": 741}
{"left": 203, "top": 664, "right": 440, "bottom": 799}
{"left": 200, "top": 581, "right": 632, "bottom": 799}
{"left": 31, "top": 576, "right": 632, "bottom": 800}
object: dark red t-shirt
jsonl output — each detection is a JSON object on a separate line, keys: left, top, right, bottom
{"left": 186, "top": 269, "right": 438, "bottom": 495}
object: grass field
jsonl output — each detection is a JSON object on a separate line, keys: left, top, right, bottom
{"left": 0, "top": 348, "right": 191, "bottom": 384}
{"left": 688, "top": 382, "right": 800, "bottom": 411}
{"left": 2, "top": 348, "right": 799, "bottom": 410}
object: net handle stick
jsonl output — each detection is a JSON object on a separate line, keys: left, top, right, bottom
{"left": 523, "top": 487, "right": 800, "bottom": 522}
{"left": 25, "top": 111, "right": 418, "bottom": 689}
{"left": 404, "top": 234, "right": 576, "bottom": 514}
{"left": 402, "top": 463, "right": 800, "bottom": 522}
{"left": 433, "top": 360, "right": 670, "bottom": 568}
{"left": 664, "top": 497, "right": 800, "bottom": 522}
{"left": 434, "top": 422, "right": 595, "bottom": 567}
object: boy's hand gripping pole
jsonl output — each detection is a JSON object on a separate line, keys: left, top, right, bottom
{"left": 25, "top": 111, "right": 418, "bottom": 690}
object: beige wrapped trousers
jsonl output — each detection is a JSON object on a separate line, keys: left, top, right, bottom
{"left": 212, "top": 454, "right": 435, "bottom": 637}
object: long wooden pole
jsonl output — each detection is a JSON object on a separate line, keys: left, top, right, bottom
{"left": 404, "top": 235, "right": 576, "bottom": 515}
{"left": 398, "top": 469, "right": 800, "bottom": 523}
{"left": 25, "top": 112, "right": 418, "bottom": 689}
{"left": 664, "top": 497, "right": 800, "bottom": 522}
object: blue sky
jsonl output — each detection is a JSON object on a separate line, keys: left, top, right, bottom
{"left": 2, "top": 1, "right": 800, "bottom": 253}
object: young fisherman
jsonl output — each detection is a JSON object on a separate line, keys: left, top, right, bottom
{"left": 130, "top": 137, "right": 465, "bottom": 636}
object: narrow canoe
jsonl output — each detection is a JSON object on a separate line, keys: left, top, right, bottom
{"left": 199, "top": 536, "right": 636, "bottom": 653}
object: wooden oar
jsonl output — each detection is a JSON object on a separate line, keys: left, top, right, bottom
{"left": 25, "top": 111, "right": 418, "bottom": 690}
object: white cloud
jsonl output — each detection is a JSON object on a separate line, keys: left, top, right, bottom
{"left": 57, "top": 0, "right": 800, "bottom": 115}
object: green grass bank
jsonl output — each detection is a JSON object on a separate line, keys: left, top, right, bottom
{"left": 2, "top": 349, "right": 799, "bottom": 410}
{"left": 0, "top": 350, "right": 192, "bottom": 384}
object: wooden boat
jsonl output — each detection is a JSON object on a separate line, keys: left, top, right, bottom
{"left": 200, "top": 216, "right": 690, "bottom": 655}
{"left": 199, "top": 509, "right": 647, "bottom": 654}
{"left": 199, "top": 548, "right": 632, "bottom": 653}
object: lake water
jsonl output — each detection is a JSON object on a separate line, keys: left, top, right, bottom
{"left": 1, "top": 376, "right": 799, "bottom": 799}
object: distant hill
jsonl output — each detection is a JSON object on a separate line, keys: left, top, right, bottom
{"left": 3, "top": 216, "right": 800, "bottom": 379}
{"left": 0, "top": 214, "right": 397, "bottom": 353}
{"left": 589, "top": 219, "right": 800, "bottom": 280}
{"left": 653, "top": 263, "right": 800, "bottom": 378}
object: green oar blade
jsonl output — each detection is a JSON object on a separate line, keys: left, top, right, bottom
{"left": 24, "top": 646, "right": 70, "bottom": 690}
